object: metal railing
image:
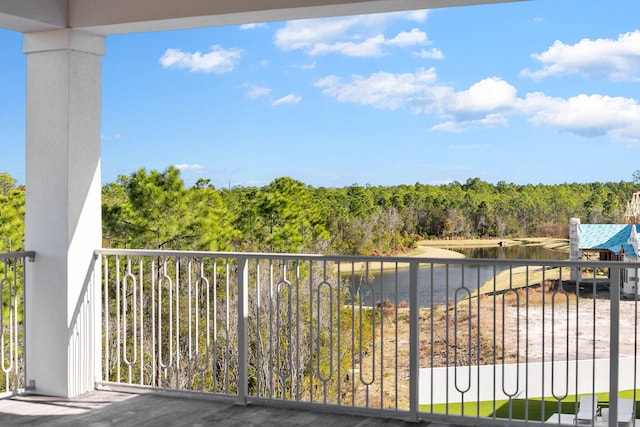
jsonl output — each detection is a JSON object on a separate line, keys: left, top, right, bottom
{"left": 96, "top": 249, "right": 639, "bottom": 425}
{"left": 0, "top": 251, "right": 34, "bottom": 398}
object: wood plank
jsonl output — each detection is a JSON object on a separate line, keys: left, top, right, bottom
{"left": 0, "top": 390, "right": 442, "bottom": 426}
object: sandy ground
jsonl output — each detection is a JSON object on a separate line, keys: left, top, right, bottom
{"left": 504, "top": 298, "right": 640, "bottom": 362}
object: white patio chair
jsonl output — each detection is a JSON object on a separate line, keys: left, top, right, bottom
{"left": 617, "top": 398, "right": 635, "bottom": 427}
{"left": 575, "top": 395, "right": 599, "bottom": 424}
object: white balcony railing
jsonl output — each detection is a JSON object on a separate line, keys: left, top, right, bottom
{"left": 0, "top": 251, "right": 34, "bottom": 398}
{"left": 95, "top": 249, "right": 640, "bottom": 426}
{"left": 2, "top": 249, "right": 637, "bottom": 424}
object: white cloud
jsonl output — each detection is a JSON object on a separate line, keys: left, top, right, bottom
{"left": 275, "top": 17, "right": 357, "bottom": 51}
{"left": 301, "top": 61, "right": 317, "bottom": 70}
{"left": 431, "top": 114, "right": 509, "bottom": 133}
{"left": 175, "top": 163, "right": 206, "bottom": 172}
{"left": 274, "top": 13, "right": 431, "bottom": 57}
{"left": 413, "top": 48, "right": 443, "bottom": 60}
{"left": 356, "top": 10, "right": 428, "bottom": 27}
{"left": 240, "top": 23, "right": 268, "bottom": 30}
{"left": 405, "top": 10, "right": 428, "bottom": 23}
{"left": 387, "top": 28, "right": 428, "bottom": 47}
{"left": 309, "top": 34, "right": 388, "bottom": 57}
{"left": 436, "top": 89, "right": 640, "bottom": 141}
{"left": 520, "top": 30, "right": 640, "bottom": 82}
{"left": 160, "top": 45, "right": 242, "bottom": 74}
{"left": 272, "top": 93, "right": 302, "bottom": 106}
{"left": 518, "top": 92, "right": 640, "bottom": 143}
{"left": 442, "top": 78, "right": 518, "bottom": 120}
{"left": 315, "top": 58, "right": 640, "bottom": 142}
{"left": 243, "top": 83, "right": 272, "bottom": 99}
{"left": 316, "top": 70, "right": 516, "bottom": 128}
{"left": 316, "top": 68, "right": 438, "bottom": 111}
{"left": 101, "top": 134, "right": 122, "bottom": 141}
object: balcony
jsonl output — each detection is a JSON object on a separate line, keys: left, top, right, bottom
{"left": 1, "top": 0, "right": 594, "bottom": 425}
{"left": 1, "top": 249, "right": 638, "bottom": 425}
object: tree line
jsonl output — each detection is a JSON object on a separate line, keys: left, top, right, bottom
{"left": 0, "top": 168, "right": 638, "bottom": 254}
{"left": 101, "top": 167, "right": 639, "bottom": 254}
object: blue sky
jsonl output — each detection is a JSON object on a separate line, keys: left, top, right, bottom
{"left": 1, "top": 0, "right": 640, "bottom": 188}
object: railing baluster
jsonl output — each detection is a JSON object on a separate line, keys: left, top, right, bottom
{"left": 476, "top": 265, "right": 482, "bottom": 419}
{"left": 115, "top": 255, "right": 121, "bottom": 383}
{"left": 0, "top": 252, "right": 32, "bottom": 395}
{"left": 224, "top": 259, "right": 230, "bottom": 394}
{"left": 408, "top": 260, "right": 419, "bottom": 422}
{"left": 187, "top": 259, "right": 193, "bottom": 389}
{"left": 103, "top": 255, "right": 109, "bottom": 384}
{"left": 335, "top": 262, "right": 341, "bottom": 405}
{"left": 138, "top": 257, "right": 144, "bottom": 386}
{"left": 634, "top": 267, "right": 638, "bottom": 427}
{"left": 378, "top": 260, "right": 384, "bottom": 408}
{"left": 429, "top": 262, "right": 435, "bottom": 413}
{"left": 609, "top": 266, "right": 621, "bottom": 426}
{"left": 212, "top": 258, "right": 218, "bottom": 393}
{"left": 151, "top": 258, "right": 156, "bottom": 387}
{"left": 351, "top": 261, "right": 357, "bottom": 407}
{"left": 237, "top": 256, "right": 249, "bottom": 404}
{"left": 174, "top": 257, "right": 180, "bottom": 390}
{"left": 540, "top": 265, "right": 547, "bottom": 422}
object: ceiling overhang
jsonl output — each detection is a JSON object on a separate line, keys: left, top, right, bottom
{"left": 0, "top": 0, "right": 67, "bottom": 33}
{"left": 1, "top": 0, "right": 523, "bottom": 35}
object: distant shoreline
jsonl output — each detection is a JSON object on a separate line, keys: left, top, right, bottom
{"left": 407, "top": 236, "right": 569, "bottom": 259}
{"left": 337, "top": 237, "right": 570, "bottom": 273}
{"left": 417, "top": 236, "right": 569, "bottom": 251}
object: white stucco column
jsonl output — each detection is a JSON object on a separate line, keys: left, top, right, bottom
{"left": 23, "top": 29, "right": 104, "bottom": 397}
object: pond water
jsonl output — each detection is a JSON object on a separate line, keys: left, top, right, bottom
{"left": 358, "top": 246, "right": 568, "bottom": 307}
{"left": 447, "top": 246, "right": 568, "bottom": 261}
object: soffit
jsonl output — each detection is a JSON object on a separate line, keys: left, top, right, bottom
{"left": 1, "top": 0, "right": 524, "bottom": 35}
{"left": 0, "top": 0, "right": 67, "bottom": 32}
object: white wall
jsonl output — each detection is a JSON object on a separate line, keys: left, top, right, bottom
{"left": 420, "top": 357, "right": 640, "bottom": 405}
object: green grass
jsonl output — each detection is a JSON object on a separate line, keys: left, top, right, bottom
{"left": 421, "top": 390, "right": 640, "bottom": 421}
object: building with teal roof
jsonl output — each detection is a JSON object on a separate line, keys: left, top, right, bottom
{"left": 570, "top": 217, "right": 640, "bottom": 297}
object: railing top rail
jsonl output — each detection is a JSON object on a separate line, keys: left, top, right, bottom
{"left": 0, "top": 250, "right": 35, "bottom": 261}
{"left": 95, "top": 248, "right": 632, "bottom": 269}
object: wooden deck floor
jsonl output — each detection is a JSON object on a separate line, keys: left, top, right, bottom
{"left": 0, "top": 389, "right": 452, "bottom": 426}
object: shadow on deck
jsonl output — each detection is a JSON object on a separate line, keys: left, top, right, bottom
{"left": 0, "top": 389, "right": 449, "bottom": 427}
